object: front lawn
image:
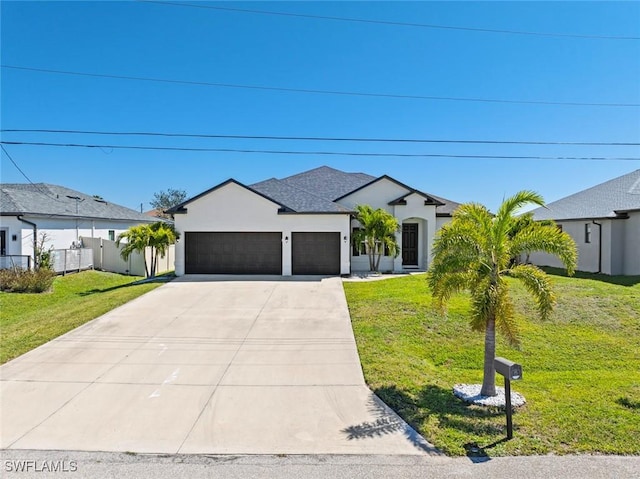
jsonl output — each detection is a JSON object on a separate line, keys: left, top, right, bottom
{"left": 343, "top": 271, "right": 640, "bottom": 456}
{"left": 0, "top": 270, "right": 164, "bottom": 364}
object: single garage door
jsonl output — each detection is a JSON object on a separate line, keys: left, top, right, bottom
{"left": 185, "top": 232, "right": 282, "bottom": 274}
{"left": 292, "top": 232, "right": 340, "bottom": 275}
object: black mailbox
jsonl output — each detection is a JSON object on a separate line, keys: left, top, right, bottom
{"left": 494, "top": 357, "right": 522, "bottom": 380}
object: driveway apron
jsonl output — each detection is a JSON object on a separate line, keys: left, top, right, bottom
{"left": 0, "top": 276, "right": 436, "bottom": 455}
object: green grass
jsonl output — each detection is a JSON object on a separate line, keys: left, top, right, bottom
{"left": 0, "top": 270, "right": 164, "bottom": 364}
{"left": 343, "top": 271, "right": 640, "bottom": 456}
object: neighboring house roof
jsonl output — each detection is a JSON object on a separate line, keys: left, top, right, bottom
{"left": 144, "top": 208, "right": 163, "bottom": 217}
{"left": 531, "top": 169, "right": 640, "bottom": 221}
{"left": 169, "top": 165, "right": 460, "bottom": 216}
{"left": 0, "top": 183, "right": 155, "bottom": 222}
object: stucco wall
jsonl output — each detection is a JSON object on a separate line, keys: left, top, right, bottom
{"left": 339, "top": 184, "right": 439, "bottom": 272}
{"left": 530, "top": 220, "right": 601, "bottom": 273}
{"left": 529, "top": 217, "right": 638, "bottom": 276}
{"left": 623, "top": 211, "right": 640, "bottom": 275}
{"left": 173, "top": 182, "right": 351, "bottom": 276}
{"left": 0, "top": 215, "right": 143, "bottom": 260}
{"left": 0, "top": 216, "right": 25, "bottom": 256}
{"left": 336, "top": 178, "right": 407, "bottom": 214}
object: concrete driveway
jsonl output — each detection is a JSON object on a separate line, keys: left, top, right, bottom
{"left": 0, "top": 276, "right": 435, "bottom": 455}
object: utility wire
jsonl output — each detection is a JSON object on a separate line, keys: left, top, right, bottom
{"left": 139, "top": 1, "right": 640, "bottom": 41}
{"left": 3, "top": 129, "right": 639, "bottom": 146}
{"left": 0, "top": 144, "right": 67, "bottom": 203}
{"left": 3, "top": 65, "right": 638, "bottom": 108}
{"left": 1, "top": 144, "right": 38, "bottom": 185}
{"left": 2, "top": 141, "right": 638, "bottom": 161}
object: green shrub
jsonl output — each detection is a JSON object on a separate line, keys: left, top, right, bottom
{"left": 0, "top": 268, "right": 56, "bottom": 293}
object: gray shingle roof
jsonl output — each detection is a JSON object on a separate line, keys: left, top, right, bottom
{"left": 531, "top": 169, "right": 640, "bottom": 220}
{"left": 246, "top": 165, "right": 460, "bottom": 215}
{"left": 431, "top": 193, "right": 462, "bottom": 216}
{"left": 279, "top": 166, "right": 375, "bottom": 200}
{"left": 0, "top": 183, "right": 156, "bottom": 222}
{"left": 250, "top": 178, "right": 352, "bottom": 213}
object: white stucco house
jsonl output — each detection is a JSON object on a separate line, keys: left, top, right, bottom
{"left": 167, "top": 166, "right": 460, "bottom": 276}
{"left": 0, "top": 183, "right": 157, "bottom": 268}
{"left": 529, "top": 169, "right": 640, "bottom": 276}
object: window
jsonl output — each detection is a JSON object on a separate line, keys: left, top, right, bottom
{"left": 352, "top": 228, "right": 366, "bottom": 256}
{"left": 352, "top": 228, "right": 392, "bottom": 257}
{"left": 585, "top": 223, "right": 591, "bottom": 243}
{"left": 108, "top": 230, "right": 115, "bottom": 241}
{"left": 557, "top": 224, "right": 563, "bottom": 232}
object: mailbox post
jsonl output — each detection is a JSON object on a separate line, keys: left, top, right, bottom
{"left": 494, "top": 357, "right": 522, "bottom": 439}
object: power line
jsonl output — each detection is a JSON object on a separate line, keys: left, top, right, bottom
{"left": 139, "top": 1, "right": 640, "bottom": 41}
{"left": 2, "top": 140, "right": 638, "bottom": 161}
{"left": 3, "top": 65, "right": 638, "bottom": 108}
{"left": 1, "top": 144, "right": 38, "bottom": 185}
{"left": 3, "top": 129, "right": 639, "bottom": 147}
{"left": 0, "top": 144, "right": 67, "bottom": 204}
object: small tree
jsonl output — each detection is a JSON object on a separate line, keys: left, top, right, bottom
{"left": 150, "top": 188, "right": 187, "bottom": 219}
{"left": 353, "top": 205, "right": 400, "bottom": 272}
{"left": 116, "top": 222, "right": 177, "bottom": 278}
{"left": 35, "top": 232, "right": 54, "bottom": 271}
{"left": 428, "top": 191, "right": 577, "bottom": 396}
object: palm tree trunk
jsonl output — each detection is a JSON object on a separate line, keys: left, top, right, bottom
{"left": 480, "top": 316, "right": 497, "bottom": 396}
{"left": 368, "top": 245, "right": 375, "bottom": 271}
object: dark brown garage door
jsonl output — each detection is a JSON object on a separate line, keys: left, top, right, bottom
{"left": 292, "top": 232, "right": 340, "bottom": 275}
{"left": 185, "top": 232, "right": 282, "bottom": 274}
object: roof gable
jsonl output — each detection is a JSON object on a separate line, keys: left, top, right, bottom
{"left": 335, "top": 174, "right": 459, "bottom": 215}
{"left": 531, "top": 169, "right": 640, "bottom": 220}
{"left": 167, "top": 179, "right": 289, "bottom": 214}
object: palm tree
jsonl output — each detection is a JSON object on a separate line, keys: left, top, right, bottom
{"left": 117, "top": 222, "right": 177, "bottom": 278}
{"left": 428, "top": 191, "right": 577, "bottom": 396}
{"left": 353, "top": 205, "right": 400, "bottom": 272}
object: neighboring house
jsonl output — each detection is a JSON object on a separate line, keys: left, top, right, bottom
{"left": 167, "top": 166, "right": 460, "bottom": 276}
{"left": 0, "top": 183, "right": 158, "bottom": 266}
{"left": 144, "top": 208, "right": 164, "bottom": 218}
{"left": 529, "top": 169, "right": 640, "bottom": 276}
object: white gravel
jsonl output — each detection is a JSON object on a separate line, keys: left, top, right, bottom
{"left": 453, "top": 383, "right": 526, "bottom": 408}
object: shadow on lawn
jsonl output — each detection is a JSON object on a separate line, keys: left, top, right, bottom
{"left": 367, "top": 384, "right": 511, "bottom": 461}
{"left": 617, "top": 396, "right": 640, "bottom": 410}
{"left": 77, "top": 282, "right": 138, "bottom": 296}
{"left": 542, "top": 267, "right": 640, "bottom": 287}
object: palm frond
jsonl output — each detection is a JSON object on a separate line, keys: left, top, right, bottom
{"left": 493, "top": 283, "right": 519, "bottom": 346}
{"left": 510, "top": 223, "right": 577, "bottom": 275}
{"left": 496, "top": 191, "right": 545, "bottom": 221}
{"left": 508, "top": 264, "right": 557, "bottom": 320}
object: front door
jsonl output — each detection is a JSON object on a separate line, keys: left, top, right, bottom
{"left": 402, "top": 224, "right": 418, "bottom": 266}
{"left": 0, "top": 230, "right": 6, "bottom": 256}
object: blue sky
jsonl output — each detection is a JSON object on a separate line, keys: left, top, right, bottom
{"left": 1, "top": 1, "right": 639, "bottom": 212}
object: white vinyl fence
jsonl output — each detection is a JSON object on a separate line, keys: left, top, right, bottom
{"left": 81, "top": 237, "right": 174, "bottom": 277}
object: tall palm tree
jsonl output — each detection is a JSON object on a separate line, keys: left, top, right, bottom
{"left": 428, "top": 191, "right": 577, "bottom": 396}
{"left": 353, "top": 205, "right": 400, "bottom": 272}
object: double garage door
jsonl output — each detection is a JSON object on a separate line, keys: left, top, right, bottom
{"left": 185, "top": 232, "right": 340, "bottom": 275}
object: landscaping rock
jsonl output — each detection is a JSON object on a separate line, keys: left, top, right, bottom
{"left": 453, "top": 383, "right": 526, "bottom": 409}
